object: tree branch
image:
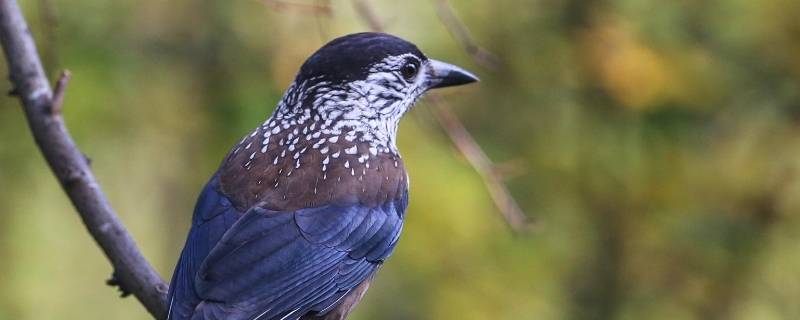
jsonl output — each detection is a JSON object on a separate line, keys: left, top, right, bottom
{"left": 352, "top": 0, "right": 384, "bottom": 32}
{"left": 261, "top": 0, "right": 332, "bottom": 15}
{"left": 0, "top": 1, "right": 168, "bottom": 318}
{"left": 430, "top": 0, "right": 500, "bottom": 71}
{"left": 427, "top": 96, "right": 534, "bottom": 232}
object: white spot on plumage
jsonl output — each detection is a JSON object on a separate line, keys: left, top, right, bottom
{"left": 254, "top": 53, "right": 428, "bottom": 165}
{"left": 332, "top": 151, "right": 340, "bottom": 158}
{"left": 344, "top": 160, "right": 350, "bottom": 168}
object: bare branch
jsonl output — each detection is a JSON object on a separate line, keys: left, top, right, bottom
{"left": 349, "top": 0, "right": 533, "bottom": 232}
{"left": 261, "top": 0, "right": 332, "bottom": 15}
{"left": 351, "top": 0, "right": 384, "bottom": 32}
{"left": 50, "top": 69, "right": 69, "bottom": 115}
{"left": 0, "top": 0, "right": 168, "bottom": 318}
{"left": 257, "top": 0, "right": 332, "bottom": 42}
{"left": 428, "top": 96, "right": 534, "bottom": 232}
{"left": 430, "top": 0, "right": 501, "bottom": 70}
{"left": 313, "top": 0, "right": 332, "bottom": 42}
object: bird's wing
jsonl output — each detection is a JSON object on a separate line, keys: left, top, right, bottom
{"left": 191, "top": 193, "right": 407, "bottom": 320}
{"left": 167, "top": 175, "right": 244, "bottom": 320}
{"left": 167, "top": 175, "right": 243, "bottom": 319}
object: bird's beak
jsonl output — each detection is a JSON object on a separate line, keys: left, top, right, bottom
{"left": 426, "top": 59, "right": 479, "bottom": 89}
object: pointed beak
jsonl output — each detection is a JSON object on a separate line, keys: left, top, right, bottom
{"left": 426, "top": 59, "right": 479, "bottom": 89}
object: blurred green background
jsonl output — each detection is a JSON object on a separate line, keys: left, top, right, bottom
{"left": 2, "top": 0, "right": 800, "bottom": 319}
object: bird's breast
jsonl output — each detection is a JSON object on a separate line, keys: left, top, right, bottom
{"left": 218, "top": 123, "right": 407, "bottom": 212}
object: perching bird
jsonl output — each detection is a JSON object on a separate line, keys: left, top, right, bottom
{"left": 167, "top": 32, "right": 478, "bottom": 320}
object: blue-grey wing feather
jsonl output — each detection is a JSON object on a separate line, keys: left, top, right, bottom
{"left": 168, "top": 175, "right": 243, "bottom": 320}
{"left": 187, "top": 194, "right": 406, "bottom": 320}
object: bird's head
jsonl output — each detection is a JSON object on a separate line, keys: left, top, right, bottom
{"left": 274, "top": 33, "right": 478, "bottom": 151}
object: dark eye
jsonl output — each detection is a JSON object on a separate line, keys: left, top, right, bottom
{"left": 400, "top": 61, "right": 419, "bottom": 80}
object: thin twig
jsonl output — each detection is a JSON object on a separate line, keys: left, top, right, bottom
{"left": 50, "top": 69, "right": 69, "bottom": 115}
{"left": 0, "top": 0, "right": 168, "bottom": 318}
{"left": 349, "top": 0, "right": 532, "bottom": 232}
{"left": 431, "top": 0, "right": 501, "bottom": 70}
{"left": 313, "top": 0, "right": 332, "bottom": 42}
{"left": 261, "top": 0, "right": 332, "bottom": 15}
{"left": 428, "top": 96, "right": 533, "bottom": 232}
{"left": 257, "top": 0, "right": 332, "bottom": 42}
{"left": 351, "top": 0, "right": 384, "bottom": 32}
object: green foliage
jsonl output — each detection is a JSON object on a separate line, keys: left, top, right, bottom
{"left": 1, "top": 0, "right": 799, "bottom": 319}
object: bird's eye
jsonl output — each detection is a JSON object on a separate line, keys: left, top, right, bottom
{"left": 400, "top": 62, "right": 419, "bottom": 80}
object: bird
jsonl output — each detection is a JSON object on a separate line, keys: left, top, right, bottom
{"left": 166, "top": 32, "right": 479, "bottom": 320}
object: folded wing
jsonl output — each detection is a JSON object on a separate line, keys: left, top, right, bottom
{"left": 191, "top": 194, "right": 406, "bottom": 320}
